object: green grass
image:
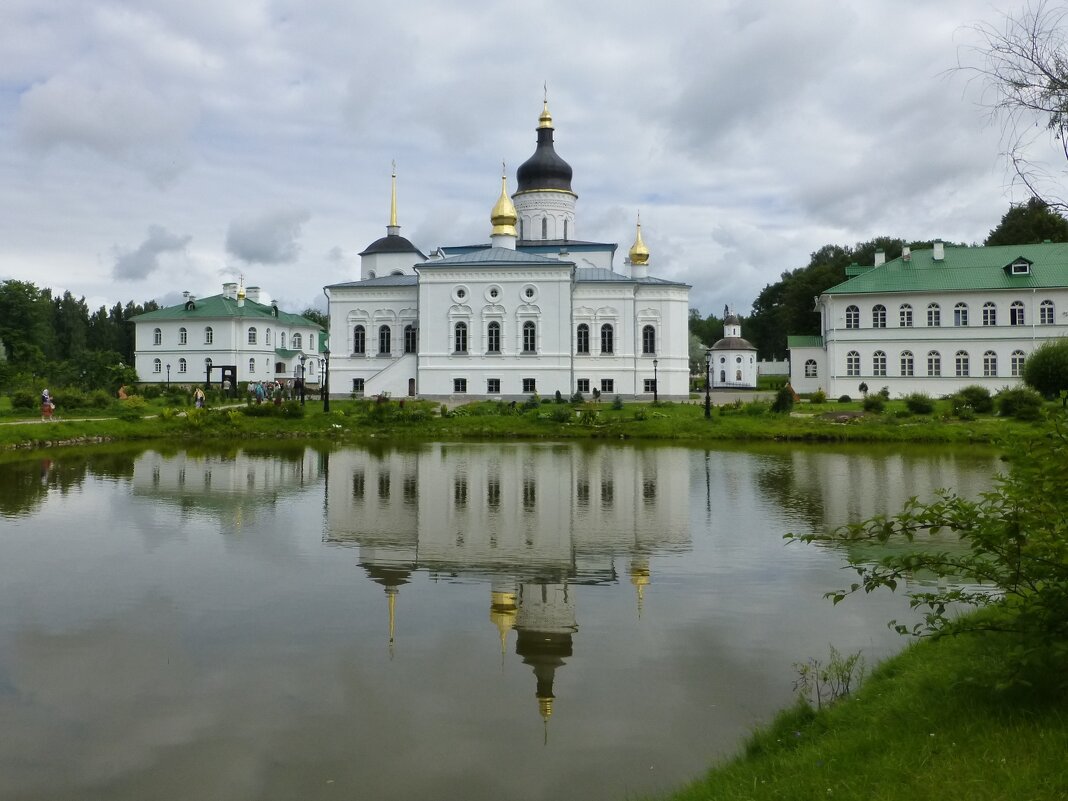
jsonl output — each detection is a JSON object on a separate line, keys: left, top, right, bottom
{"left": 655, "top": 629, "right": 1068, "bottom": 801}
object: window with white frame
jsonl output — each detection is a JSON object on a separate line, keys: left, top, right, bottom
{"left": 576, "top": 324, "right": 589, "bottom": 354}
{"left": 487, "top": 321, "right": 501, "bottom": 354}
{"left": 982, "top": 302, "right": 997, "bottom": 326}
{"left": 845, "top": 305, "right": 860, "bottom": 329}
{"left": 522, "top": 321, "right": 536, "bottom": 354}
{"left": 153, "top": 328, "right": 162, "bottom": 345}
{"left": 600, "top": 323, "right": 614, "bottom": 354}
{"left": 153, "top": 358, "right": 162, "bottom": 373}
{"left": 1040, "top": 300, "right": 1055, "bottom": 325}
{"left": 523, "top": 377, "right": 536, "bottom": 393}
{"left": 601, "top": 378, "right": 615, "bottom": 393}
{"left": 178, "top": 327, "right": 187, "bottom": 345}
{"left": 205, "top": 326, "right": 213, "bottom": 344}
{"left": 983, "top": 351, "right": 998, "bottom": 376}
{"left": 900, "top": 351, "right": 914, "bottom": 376}
{"left": 872, "top": 305, "right": 886, "bottom": 328}
{"left": 266, "top": 328, "right": 271, "bottom": 345}
{"left": 487, "top": 378, "right": 500, "bottom": 394}
{"left": 453, "top": 378, "right": 467, "bottom": 393}
{"left": 280, "top": 331, "right": 286, "bottom": 349}
{"left": 955, "top": 350, "right": 970, "bottom": 376}
{"left": 873, "top": 350, "right": 887, "bottom": 376}
{"left": 642, "top": 325, "right": 656, "bottom": 355}
{"left": 954, "top": 303, "right": 968, "bottom": 327}
{"left": 293, "top": 333, "right": 303, "bottom": 349}
{"left": 804, "top": 359, "right": 817, "bottom": 378}
{"left": 576, "top": 378, "right": 590, "bottom": 393}
{"left": 643, "top": 379, "right": 656, "bottom": 392}
{"left": 249, "top": 357, "right": 255, "bottom": 374}
{"left": 846, "top": 351, "right": 860, "bottom": 377}
{"left": 353, "top": 325, "right": 365, "bottom": 354}
{"left": 377, "top": 326, "right": 390, "bottom": 355}
{"left": 404, "top": 324, "right": 417, "bottom": 354}
{"left": 454, "top": 321, "right": 468, "bottom": 354}
{"left": 1011, "top": 350, "right": 1026, "bottom": 376}
{"left": 927, "top": 303, "right": 941, "bottom": 327}
{"left": 927, "top": 351, "right": 941, "bottom": 376}
{"left": 178, "top": 358, "right": 187, "bottom": 373}
{"left": 352, "top": 378, "right": 365, "bottom": 395}
{"left": 248, "top": 327, "right": 257, "bottom": 345}
{"left": 1010, "top": 301, "right": 1025, "bottom": 326}
{"left": 899, "top": 304, "right": 913, "bottom": 327}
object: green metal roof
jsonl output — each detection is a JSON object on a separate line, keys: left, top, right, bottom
{"left": 131, "top": 294, "right": 322, "bottom": 329}
{"left": 787, "top": 335, "right": 824, "bottom": 348}
{"left": 825, "top": 243, "right": 1068, "bottom": 295}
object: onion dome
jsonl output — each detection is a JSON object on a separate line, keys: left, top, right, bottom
{"left": 490, "top": 167, "right": 518, "bottom": 237}
{"left": 628, "top": 215, "right": 650, "bottom": 265}
{"left": 515, "top": 99, "right": 574, "bottom": 194}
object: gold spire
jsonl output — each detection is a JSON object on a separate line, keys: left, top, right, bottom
{"left": 490, "top": 590, "right": 518, "bottom": 658}
{"left": 491, "top": 164, "right": 518, "bottom": 237}
{"left": 628, "top": 213, "right": 650, "bottom": 265}
{"left": 387, "top": 586, "right": 397, "bottom": 659}
{"left": 237, "top": 275, "right": 246, "bottom": 299}
{"left": 538, "top": 84, "right": 553, "bottom": 129}
{"left": 389, "top": 161, "right": 398, "bottom": 229}
{"left": 630, "top": 559, "right": 650, "bottom": 619}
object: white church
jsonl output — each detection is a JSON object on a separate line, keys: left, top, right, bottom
{"left": 326, "top": 100, "right": 691, "bottom": 401}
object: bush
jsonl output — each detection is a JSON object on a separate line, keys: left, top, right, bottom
{"left": 612, "top": 395, "right": 624, "bottom": 410}
{"left": 903, "top": 392, "right": 935, "bottom": 415}
{"left": 554, "top": 390, "right": 563, "bottom": 404}
{"left": 141, "top": 384, "right": 163, "bottom": 399}
{"left": 810, "top": 389, "right": 827, "bottom": 404}
{"left": 633, "top": 407, "right": 648, "bottom": 421}
{"left": 771, "top": 385, "right": 795, "bottom": 413}
{"left": 60, "top": 389, "right": 88, "bottom": 410}
{"left": 954, "top": 385, "right": 994, "bottom": 414}
{"left": 570, "top": 391, "right": 584, "bottom": 404}
{"left": 878, "top": 386, "right": 891, "bottom": 400}
{"left": 279, "top": 400, "right": 305, "bottom": 419}
{"left": 997, "top": 387, "right": 1045, "bottom": 420}
{"left": 862, "top": 394, "right": 885, "bottom": 413}
{"left": 118, "top": 396, "right": 148, "bottom": 421}
{"left": 550, "top": 405, "right": 572, "bottom": 423}
{"left": 523, "top": 394, "right": 540, "bottom": 410}
{"left": 837, "top": 395, "right": 852, "bottom": 403}
{"left": 11, "top": 390, "right": 37, "bottom": 410}
{"left": 743, "top": 401, "right": 769, "bottom": 416}
{"left": 87, "top": 389, "right": 112, "bottom": 409}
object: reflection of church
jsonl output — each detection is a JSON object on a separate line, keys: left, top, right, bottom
{"left": 325, "top": 443, "right": 691, "bottom": 724}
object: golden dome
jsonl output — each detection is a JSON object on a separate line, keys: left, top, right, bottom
{"left": 538, "top": 99, "right": 553, "bottom": 130}
{"left": 490, "top": 590, "right": 518, "bottom": 653}
{"left": 491, "top": 168, "right": 518, "bottom": 237}
{"left": 628, "top": 215, "right": 650, "bottom": 265}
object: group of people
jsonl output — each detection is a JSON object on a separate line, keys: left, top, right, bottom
{"left": 247, "top": 380, "right": 297, "bottom": 405}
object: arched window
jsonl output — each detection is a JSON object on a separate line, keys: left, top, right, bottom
{"left": 153, "top": 328, "right": 162, "bottom": 345}
{"left": 454, "top": 321, "right": 468, "bottom": 354}
{"left": 845, "top": 305, "right": 860, "bottom": 329}
{"left": 248, "top": 327, "right": 257, "bottom": 345}
{"left": 368, "top": 271, "right": 376, "bottom": 279}
{"left": 576, "top": 323, "right": 590, "bottom": 354}
{"left": 249, "top": 357, "right": 256, "bottom": 374}
{"left": 1011, "top": 350, "right": 1026, "bottom": 376}
{"left": 487, "top": 321, "right": 501, "bottom": 354}
{"left": 178, "top": 327, "right": 187, "bottom": 345}
{"left": 872, "top": 305, "right": 886, "bottom": 328}
{"left": 642, "top": 325, "right": 656, "bottom": 355}
{"left": 982, "top": 301, "right": 997, "bottom": 326}
{"left": 292, "top": 333, "right": 302, "bottom": 349}
{"left": 205, "top": 326, "right": 213, "bottom": 345}
{"left": 280, "top": 331, "right": 286, "bottom": 349}
{"left": 600, "top": 324, "right": 614, "bottom": 354}
{"left": 378, "top": 325, "right": 391, "bottom": 355}
{"left": 353, "top": 326, "right": 365, "bottom": 354}
{"left": 927, "top": 303, "right": 941, "bottom": 327}
{"left": 846, "top": 350, "right": 860, "bottom": 377}
{"left": 522, "top": 321, "right": 537, "bottom": 354}
{"left": 404, "top": 324, "right": 417, "bottom": 354}
{"left": 873, "top": 350, "right": 886, "bottom": 376}
{"left": 899, "top": 304, "right": 913, "bottom": 327}
{"left": 178, "top": 358, "right": 187, "bottom": 373}
{"left": 1040, "top": 299, "right": 1055, "bottom": 324}
{"left": 900, "top": 351, "right": 914, "bottom": 376}
{"left": 541, "top": 217, "right": 548, "bottom": 239}
{"left": 955, "top": 350, "right": 970, "bottom": 376}
{"left": 1010, "top": 300, "right": 1025, "bottom": 326}
{"left": 927, "top": 351, "right": 941, "bottom": 376}
{"left": 153, "top": 358, "right": 162, "bottom": 373}
{"left": 266, "top": 328, "right": 271, "bottom": 345}
{"left": 954, "top": 303, "right": 968, "bottom": 327}
{"left": 983, "top": 350, "right": 998, "bottom": 376}
{"left": 804, "top": 359, "right": 817, "bottom": 378}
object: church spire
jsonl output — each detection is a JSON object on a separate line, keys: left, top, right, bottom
{"left": 387, "top": 161, "right": 400, "bottom": 236}
{"left": 490, "top": 162, "right": 518, "bottom": 249}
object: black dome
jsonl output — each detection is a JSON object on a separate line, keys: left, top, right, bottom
{"left": 359, "top": 233, "right": 424, "bottom": 258}
{"left": 516, "top": 126, "right": 573, "bottom": 193}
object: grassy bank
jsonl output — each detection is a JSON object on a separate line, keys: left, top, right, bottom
{"left": 656, "top": 628, "right": 1068, "bottom": 801}
{"left": 0, "top": 395, "right": 1054, "bottom": 451}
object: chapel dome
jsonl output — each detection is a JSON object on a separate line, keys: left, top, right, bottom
{"left": 359, "top": 234, "right": 424, "bottom": 258}
{"left": 515, "top": 100, "right": 574, "bottom": 194}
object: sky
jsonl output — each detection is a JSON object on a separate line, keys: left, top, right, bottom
{"left": 1, "top": 0, "right": 1062, "bottom": 319}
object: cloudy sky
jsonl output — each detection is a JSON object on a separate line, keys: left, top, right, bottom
{"left": 1, "top": 0, "right": 1061, "bottom": 318}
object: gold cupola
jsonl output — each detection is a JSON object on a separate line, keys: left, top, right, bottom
{"left": 628, "top": 215, "right": 650, "bottom": 266}
{"left": 490, "top": 165, "right": 518, "bottom": 244}
{"left": 538, "top": 98, "right": 553, "bottom": 130}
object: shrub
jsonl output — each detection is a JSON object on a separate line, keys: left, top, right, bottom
{"left": 570, "top": 391, "right": 584, "bottom": 404}
{"left": 997, "top": 386, "right": 1045, "bottom": 420}
{"left": 279, "top": 400, "right": 305, "bottom": 419}
{"left": 955, "top": 385, "right": 994, "bottom": 414}
{"left": 810, "top": 389, "right": 827, "bottom": 404}
{"left": 60, "top": 389, "right": 88, "bottom": 410}
{"left": 612, "top": 395, "right": 624, "bottom": 410}
{"left": 11, "top": 390, "right": 37, "bottom": 410}
{"left": 551, "top": 405, "right": 572, "bottom": 423}
{"left": 837, "top": 395, "right": 852, "bottom": 403}
{"left": 141, "top": 384, "right": 163, "bottom": 399}
{"left": 878, "top": 386, "right": 890, "bottom": 400}
{"left": 87, "top": 389, "right": 112, "bottom": 409}
{"left": 118, "top": 396, "right": 148, "bottom": 421}
{"left": 554, "top": 390, "right": 563, "bottom": 404}
{"left": 903, "top": 392, "right": 935, "bottom": 415}
{"left": 523, "top": 394, "right": 540, "bottom": 410}
{"left": 771, "top": 385, "right": 795, "bottom": 413}
{"left": 633, "top": 407, "right": 648, "bottom": 421}
{"left": 743, "top": 401, "right": 769, "bottom": 416}
{"left": 862, "top": 394, "right": 885, "bottom": 413}
{"left": 954, "top": 402, "right": 976, "bottom": 420}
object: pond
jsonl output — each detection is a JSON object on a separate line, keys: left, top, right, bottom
{"left": 0, "top": 441, "right": 1000, "bottom": 801}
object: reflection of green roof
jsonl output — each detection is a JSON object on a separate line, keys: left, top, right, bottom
{"left": 787, "top": 335, "right": 824, "bottom": 348}
{"left": 825, "top": 243, "right": 1068, "bottom": 295}
{"left": 131, "top": 294, "right": 322, "bottom": 329}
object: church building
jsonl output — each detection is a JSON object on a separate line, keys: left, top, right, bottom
{"left": 325, "top": 100, "right": 690, "bottom": 401}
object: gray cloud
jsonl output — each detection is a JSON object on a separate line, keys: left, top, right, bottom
{"left": 112, "top": 226, "right": 192, "bottom": 280}
{"left": 225, "top": 209, "right": 311, "bottom": 264}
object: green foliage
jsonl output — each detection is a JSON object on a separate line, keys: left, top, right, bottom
{"left": 550, "top": 405, "right": 572, "bottom": 423}
{"left": 985, "top": 197, "right": 1068, "bottom": 246}
{"left": 771, "top": 385, "right": 795, "bottom": 413}
{"left": 809, "top": 389, "right": 826, "bottom": 404}
{"left": 996, "top": 386, "right": 1045, "bottom": 420}
{"left": 862, "top": 394, "right": 885, "bottom": 413}
{"left": 633, "top": 407, "right": 648, "bottom": 421}
{"left": 954, "top": 385, "right": 994, "bottom": 414}
{"left": 788, "top": 413, "right": 1068, "bottom": 679}
{"left": 837, "top": 394, "right": 852, "bottom": 403}
{"left": 904, "top": 392, "right": 935, "bottom": 415}
{"left": 743, "top": 400, "right": 769, "bottom": 416}
{"left": 1023, "top": 338, "right": 1068, "bottom": 405}
{"left": 611, "top": 395, "right": 624, "bottom": 410}
{"left": 118, "top": 396, "right": 148, "bottom": 421}
{"left": 793, "top": 646, "right": 865, "bottom": 711}
{"left": 570, "top": 391, "right": 584, "bottom": 404}
{"left": 10, "top": 390, "right": 36, "bottom": 411}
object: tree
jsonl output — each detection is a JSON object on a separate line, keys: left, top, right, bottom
{"left": 985, "top": 197, "right": 1068, "bottom": 245}
{"left": 1023, "top": 338, "right": 1068, "bottom": 405}
{"left": 0, "top": 280, "right": 54, "bottom": 363}
{"left": 961, "top": 2, "right": 1068, "bottom": 207}
{"left": 301, "top": 307, "right": 328, "bottom": 329}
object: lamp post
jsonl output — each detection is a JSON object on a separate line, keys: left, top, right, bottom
{"left": 704, "top": 349, "right": 712, "bottom": 419}
{"left": 322, "top": 346, "right": 330, "bottom": 412}
{"left": 166, "top": 363, "right": 170, "bottom": 388}
{"left": 299, "top": 354, "right": 306, "bottom": 406}
{"left": 652, "top": 358, "right": 659, "bottom": 403}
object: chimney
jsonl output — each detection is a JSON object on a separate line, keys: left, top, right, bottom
{"left": 223, "top": 282, "right": 238, "bottom": 299}
{"left": 271, "top": 300, "right": 279, "bottom": 317}
{"left": 874, "top": 250, "right": 885, "bottom": 267}
{"left": 902, "top": 246, "right": 911, "bottom": 262}
{"left": 245, "top": 286, "right": 261, "bottom": 303}
{"left": 933, "top": 240, "right": 945, "bottom": 261}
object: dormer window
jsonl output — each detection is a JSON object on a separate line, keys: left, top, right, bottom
{"left": 1006, "top": 257, "right": 1032, "bottom": 275}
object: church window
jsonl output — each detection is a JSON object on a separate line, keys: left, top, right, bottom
{"left": 1010, "top": 301, "right": 1025, "bottom": 326}
{"left": 955, "top": 350, "right": 970, "bottom": 376}
{"left": 564, "top": 220, "right": 569, "bottom": 240}
{"left": 927, "top": 303, "right": 941, "bottom": 327}
{"left": 178, "top": 327, "right": 187, "bottom": 345}
{"left": 266, "top": 328, "right": 271, "bottom": 345}
{"left": 845, "top": 306, "right": 859, "bottom": 329}
{"left": 983, "top": 302, "right": 997, "bottom": 326}
{"left": 644, "top": 379, "right": 656, "bottom": 392}
{"left": 600, "top": 324, "right": 614, "bottom": 354}
{"left": 249, "top": 357, "right": 256, "bottom": 374}
{"left": 984, "top": 351, "right": 998, "bottom": 376}
{"left": 900, "top": 351, "right": 914, "bottom": 376}
{"left": 522, "top": 321, "right": 537, "bottom": 354}
{"left": 954, "top": 303, "right": 969, "bottom": 326}
{"left": 353, "top": 325, "right": 366, "bottom": 354}
{"left": 872, "top": 305, "right": 886, "bottom": 328}
{"left": 453, "top": 378, "right": 467, "bottom": 393}
{"left": 804, "top": 359, "right": 817, "bottom": 378}
{"left": 404, "top": 325, "right": 417, "bottom": 354}
{"left": 205, "top": 326, "right": 213, "bottom": 344}
{"left": 487, "top": 378, "right": 500, "bottom": 394}
{"left": 378, "top": 325, "right": 391, "bottom": 355}
{"left": 454, "top": 322, "right": 468, "bottom": 354}
{"left": 601, "top": 379, "right": 614, "bottom": 393}
{"left": 523, "top": 377, "right": 536, "bottom": 393}
{"left": 576, "top": 324, "right": 590, "bottom": 354}
{"left": 293, "top": 333, "right": 303, "bottom": 349}
{"left": 487, "top": 321, "right": 501, "bottom": 353}
{"left": 642, "top": 325, "right": 656, "bottom": 355}
{"left": 352, "top": 378, "right": 365, "bottom": 396}
{"left": 178, "top": 358, "right": 187, "bottom": 373}
{"left": 846, "top": 351, "right": 860, "bottom": 377}
{"left": 248, "top": 327, "right": 257, "bottom": 345}
{"left": 153, "top": 358, "right": 162, "bottom": 373}
{"left": 1011, "top": 350, "right": 1026, "bottom": 376}
{"left": 927, "top": 351, "right": 941, "bottom": 376}
{"left": 576, "top": 378, "right": 590, "bottom": 393}
{"left": 456, "top": 287, "right": 466, "bottom": 300}
{"left": 280, "top": 331, "right": 286, "bottom": 348}
{"left": 1040, "top": 300, "right": 1055, "bottom": 324}
{"left": 899, "top": 304, "right": 913, "bottom": 327}
{"left": 873, "top": 350, "right": 886, "bottom": 376}
{"left": 153, "top": 328, "right": 162, "bottom": 345}
{"left": 541, "top": 217, "right": 547, "bottom": 239}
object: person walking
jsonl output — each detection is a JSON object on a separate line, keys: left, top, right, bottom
{"left": 194, "top": 387, "right": 206, "bottom": 409}
{"left": 41, "top": 389, "right": 55, "bottom": 421}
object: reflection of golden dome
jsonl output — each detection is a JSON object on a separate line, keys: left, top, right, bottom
{"left": 491, "top": 169, "right": 518, "bottom": 237}
{"left": 628, "top": 216, "right": 650, "bottom": 265}
{"left": 630, "top": 558, "right": 650, "bottom": 618}
{"left": 490, "top": 590, "right": 518, "bottom": 654}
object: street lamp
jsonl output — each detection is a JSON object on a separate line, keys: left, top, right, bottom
{"left": 299, "top": 354, "right": 306, "bottom": 406}
{"left": 652, "top": 358, "right": 659, "bottom": 403}
{"left": 704, "top": 348, "right": 712, "bottom": 419}
{"left": 322, "top": 346, "right": 331, "bottom": 412}
{"left": 166, "top": 363, "right": 171, "bottom": 388}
